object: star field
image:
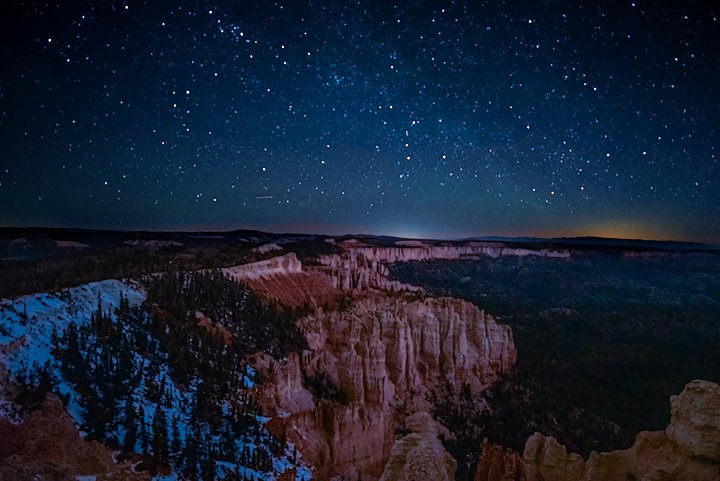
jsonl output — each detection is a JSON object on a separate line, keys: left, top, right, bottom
{"left": 1, "top": 1, "right": 719, "bottom": 241}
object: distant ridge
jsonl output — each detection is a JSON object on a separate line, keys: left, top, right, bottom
{"left": 0, "top": 226, "right": 717, "bottom": 252}
{"left": 0, "top": 226, "right": 291, "bottom": 242}
{"left": 463, "top": 235, "right": 720, "bottom": 251}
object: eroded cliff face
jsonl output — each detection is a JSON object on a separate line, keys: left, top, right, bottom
{"left": 224, "top": 252, "right": 303, "bottom": 280}
{"left": 299, "top": 294, "right": 515, "bottom": 409}
{"left": 255, "top": 292, "right": 516, "bottom": 480}
{"left": 475, "top": 379, "right": 720, "bottom": 481}
{"left": 313, "top": 251, "right": 423, "bottom": 293}
{"left": 243, "top": 245, "right": 518, "bottom": 480}
{"left": 335, "top": 243, "right": 570, "bottom": 264}
{"left": 224, "top": 252, "right": 340, "bottom": 308}
{"left": 311, "top": 243, "right": 570, "bottom": 293}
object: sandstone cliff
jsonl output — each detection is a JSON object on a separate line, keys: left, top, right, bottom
{"left": 314, "top": 251, "right": 423, "bottom": 293}
{"left": 298, "top": 294, "right": 515, "bottom": 408}
{"left": 666, "top": 379, "right": 720, "bottom": 461}
{"left": 347, "top": 244, "right": 570, "bottom": 263}
{"left": 224, "top": 252, "right": 340, "bottom": 308}
{"left": 224, "top": 252, "right": 303, "bottom": 280}
{"left": 311, "top": 242, "right": 569, "bottom": 294}
{"left": 256, "top": 292, "right": 516, "bottom": 480}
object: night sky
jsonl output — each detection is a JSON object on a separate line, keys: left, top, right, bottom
{"left": 1, "top": 1, "right": 719, "bottom": 241}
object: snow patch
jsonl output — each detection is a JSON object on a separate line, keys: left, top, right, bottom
{"left": 223, "top": 253, "right": 302, "bottom": 281}
{"left": 55, "top": 240, "right": 90, "bottom": 248}
{"left": 0, "top": 280, "right": 145, "bottom": 428}
{"left": 253, "top": 243, "right": 283, "bottom": 254}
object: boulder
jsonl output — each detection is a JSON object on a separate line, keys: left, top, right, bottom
{"left": 666, "top": 379, "right": 720, "bottom": 461}
{"left": 379, "top": 412, "right": 456, "bottom": 481}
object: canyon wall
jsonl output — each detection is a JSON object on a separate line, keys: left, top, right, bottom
{"left": 312, "top": 243, "right": 570, "bottom": 293}
{"left": 244, "top": 244, "right": 519, "bottom": 480}
{"left": 298, "top": 294, "right": 515, "bottom": 408}
{"left": 224, "top": 252, "right": 340, "bottom": 308}
{"left": 256, "top": 292, "right": 516, "bottom": 480}
{"left": 347, "top": 244, "right": 570, "bottom": 263}
{"left": 313, "top": 252, "right": 422, "bottom": 293}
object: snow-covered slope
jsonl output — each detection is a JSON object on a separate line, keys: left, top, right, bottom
{"left": 0, "top": 279, "right": 143, "bottom": 388}
{"left": 0, "top": 278, "right": 311, "bottom": 481}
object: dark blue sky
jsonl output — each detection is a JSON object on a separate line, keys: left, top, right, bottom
{"left": 1, "top": 1, "right": 718, "bottom": 241}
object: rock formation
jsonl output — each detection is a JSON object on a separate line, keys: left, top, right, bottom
{"left": 224, "top": 252, "right": 303, "bottom": 280}
{"left": 474, "top": 439, "right": 525, "bottom": 481}
{"left": 0, "top": 393, "right": 148, "bottom": 481}
{"left": 342, "top": 244, "right": 570, "bottom": 263}
{"left": 311, "top": 242, "right": 569, "bottom": 294}
{"left": 256, "top": 291, "right": 516, "bottom": 480}
{"left": 666, "top": 379, "right": 720, "bottom": 461}
{"left": 314, "top": 251, "right": 423, "bottom": 293}
{"left": 224, "top": 252, "right": 340, "bottom": 308}
{"left": 241, "top": 245, "right": 518, "bottom": 480}
{"left": 522, "top": 435, "right": 585, "bottom": 481}
{"left": 298, "top": 294, "right": 516, "bottom": 408}
{"left": 516, "top": 379, "right": 720, "bottom": 481}
{"left": 378, "top": 411, "right": 456, "bottom": 481}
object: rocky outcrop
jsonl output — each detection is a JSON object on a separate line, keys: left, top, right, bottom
{"left": 232, "top": 243, "right": 569, "bottom": 306}
{"left": 475, "top": 439, "right": 525, "bottom": 481}
{"left": 195, "top": 310, "right": 233, "bottom": 344}
{"left": 518, "top": 379, "right": 720, "bottom": 481}
{"left": 0, "top": 393, "right": 148, "bottom": 481}
{"left": 666, "top": 379, "right": 720, "bottom": 461}
{"left": 378, "top": 412, "right": 456, "bottom": 481}
{"left": 523, "top": 434, "right": 585, "bottom": 481}
{"left": 252, "top": 242, "right": 283, "bottom": 254}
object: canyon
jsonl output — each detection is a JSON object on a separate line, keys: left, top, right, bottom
{"left": 219, "top": 240, "right": 720, "bottom": 480}
{"left": 1, "top": 234, "right": 719, "bottom": 481}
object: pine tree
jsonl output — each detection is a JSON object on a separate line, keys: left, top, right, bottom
{"left": 138, "top": 405, "right": 148, "bottom": 453}
{"left": 123, "top": 399, "right": 137, "bottom": 452}
{"left": 182, "top": 426, "right": 199, "bottom": 477}
{"left": 200, "top": 454, "right": 215, "bottom": 481}
{"left": 61, "top": 322, "right": 81, "bottom": 377}
{"left": 152, "top": 407, "right": 169, "bottom": 465}
{"left": 171, "top": 415, "right": 182, "bottom": 455}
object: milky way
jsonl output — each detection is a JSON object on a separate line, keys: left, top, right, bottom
{"left": 1, "top": 1, "right": 718, "bottom": 241}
